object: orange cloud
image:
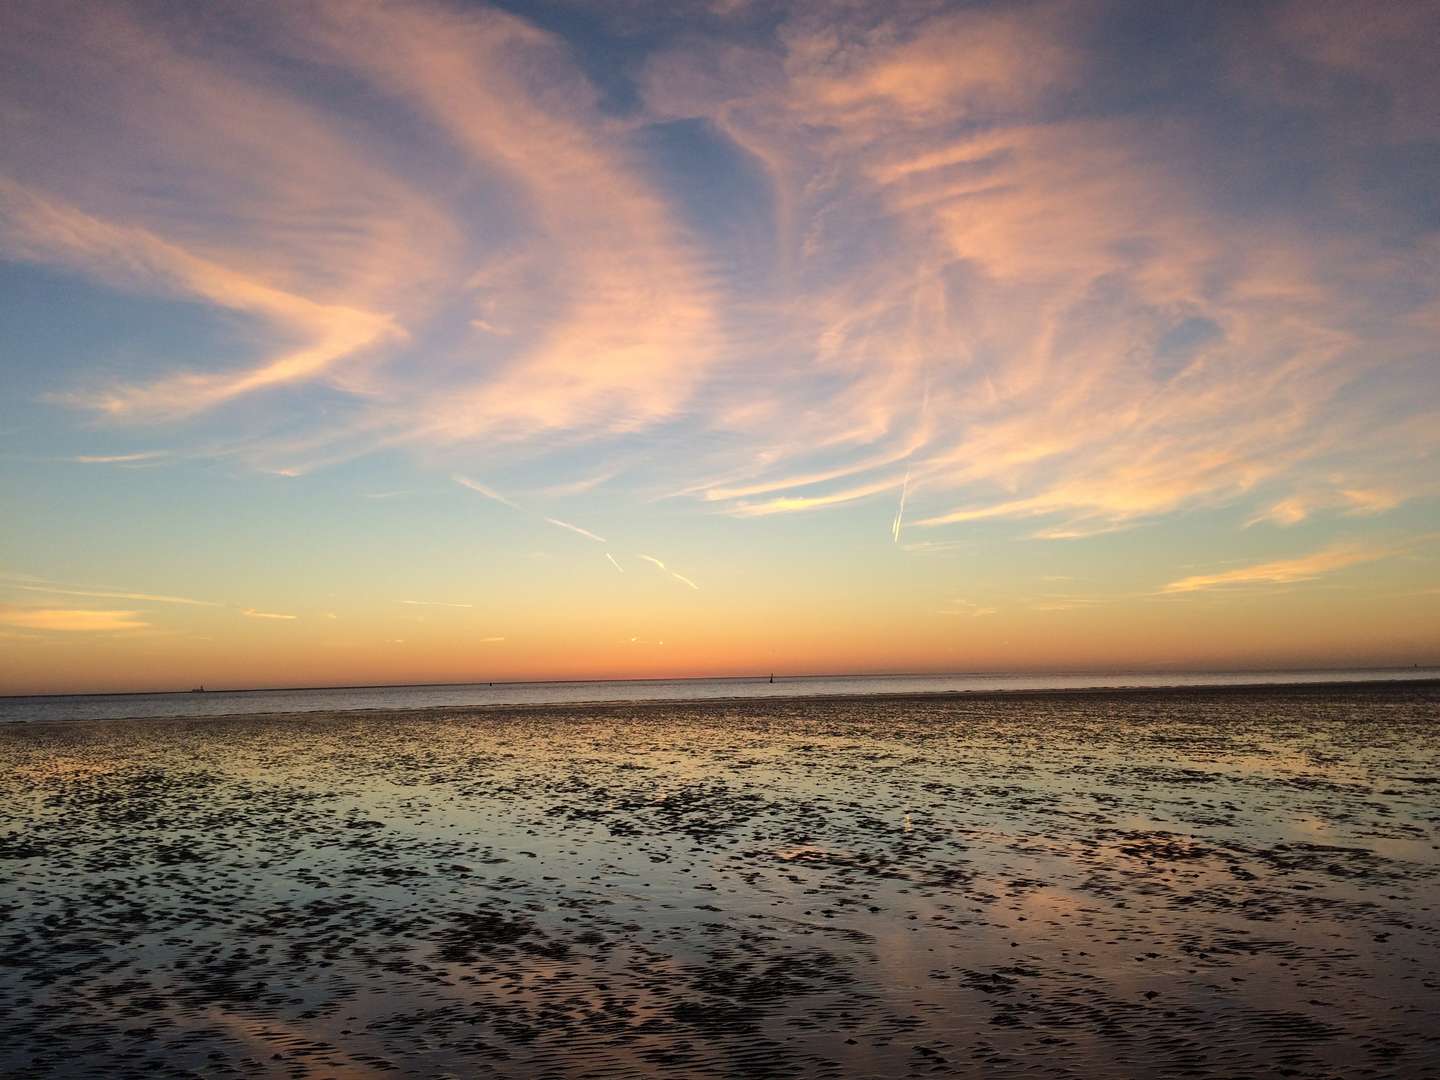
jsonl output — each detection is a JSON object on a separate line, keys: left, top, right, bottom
{"left": 789, "top": 3, "right": 1081, "bottom": 124}
{"left": 1, "top": 0, "right": 714, "bottom": 463}
{"left": 293, "top": 2, "right": 718, "bottom": 446}
{"left": 638, "top": 4, "right": 1436, "bottom": 543}
{"left": 1161, "top": 542, "right": 1393, "bottom": 594}
{"left": 0, "top": 178, "right": 397, "bottom": 419}
{"left": 0, "top": 608, "right": 149, "bottom": 632}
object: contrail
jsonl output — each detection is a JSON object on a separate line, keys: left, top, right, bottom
{"left": 545, "top": 517, "right": 606, "bottom": 543}
{"left": 454, "top": 476, "right": 606, "bottom": 544}
{"left": 605, "top": 552, "right": 624, "bottom": 573}
{"left": 638, "top": 554, "right": 700, "bottom": 590}
{"left": 891, "top": 469, "right": 910, "bottom": 543}
{"left": 453, "top": 474, "right": 518, "bottom": 508}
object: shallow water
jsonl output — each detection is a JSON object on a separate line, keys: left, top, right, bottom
{"left": 2, "top": 684, "right": 1437, "bottom": 1077}
{"left": 5, "top": 667, "right": 1438, "bottom": 723}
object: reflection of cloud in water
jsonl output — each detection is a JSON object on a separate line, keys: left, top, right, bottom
{"left": 2, "top": 684, "right": 1437, "bottom": 1076}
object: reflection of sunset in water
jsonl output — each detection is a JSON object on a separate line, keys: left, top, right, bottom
{"left": 3, "top": 684, "right": 1436, "bottom": 1077}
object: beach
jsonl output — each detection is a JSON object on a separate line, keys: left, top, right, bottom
{"left": 3, "top": 682, "right": 1438, "bottom": 1078}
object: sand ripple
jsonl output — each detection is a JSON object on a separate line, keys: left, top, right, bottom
{"left": 2, "top": 684, "right": 1437, "bottom": 1077}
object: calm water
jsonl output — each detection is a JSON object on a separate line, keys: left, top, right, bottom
{"left": 2, "top": 667, "right": 1437, "bottom": 723}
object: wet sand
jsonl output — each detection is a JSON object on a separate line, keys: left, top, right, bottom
{"left": 2, "top": 683, "right": 1438, "bottom": 1077}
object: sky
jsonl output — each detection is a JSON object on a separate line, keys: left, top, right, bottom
{"left": 1, "top": 0, "right": 1438, "bottom": 694}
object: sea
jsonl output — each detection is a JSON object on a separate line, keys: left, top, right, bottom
{"left": 3, "top": 666, "right": 1436, "bottom": 723}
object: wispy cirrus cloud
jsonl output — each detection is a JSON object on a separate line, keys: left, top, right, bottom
{"left": 1, "top": 0, "right": 716, "bottom": 472}
{"left": 639, "top": 0, "right": 1439, "bottom": 541}
{"left": 725, "top": 474, "right": 910, "bottom": 518}
{"left": 1245, "top": 487, "right": 1404, "bottom": 528}
{"left": 0, "top": 177, "right": 398, "bottom": 420}
{"left": 0, "top": 608, "right": 149, "bottom": 632}
{"left": 1160, "top": 542, "right": 1394, "bottom": 594}
{"left": 3, "top": 584, "right": 218, "bottom": 610}
{"left": 4, "top": 0, "right": 1432, "bottom": 531}
{"left": 540, "top": 470, "right": 619, "bottom": 497}
{"left": 936, "top": 599, "right": 996, "bottom": 618}
{"left": 67, "top": 451, "right": 169, "bottom": 465}
{"left": 7, "top": 583, "right": 219, "bottom": 607}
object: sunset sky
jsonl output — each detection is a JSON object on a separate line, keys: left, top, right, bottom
{"left": 2, "top": 0, "right": 1437, "bottom": 694}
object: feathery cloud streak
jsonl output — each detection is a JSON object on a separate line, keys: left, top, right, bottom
{"left": 1161, "top": 543, "right": 1396, "bottom": 594}
{"left": 0, "top": 608, "right": 149, "bottom": 632}
{"left": 640, "top": 0, "right": 1440, "bottom": 536}
{"left": 1, "top": 0, "right": 1432, "bottom": 528}
{"left": 0, "top": 0, "right": 715, "bottom": 462}
{"left": 8, "top": 584, "right": 219, "bottom": 607}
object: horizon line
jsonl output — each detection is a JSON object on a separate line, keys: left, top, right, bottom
{"left": 4, "top": 662, "right": 1437, "bottom": 702}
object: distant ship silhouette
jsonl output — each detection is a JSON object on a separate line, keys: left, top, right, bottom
{"left": 189, "top": 685, "right": 206, "bottom": 693}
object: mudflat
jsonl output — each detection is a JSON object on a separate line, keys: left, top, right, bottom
{"left": 2, "top": 683, "right": 1437, "bottom": 1078}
